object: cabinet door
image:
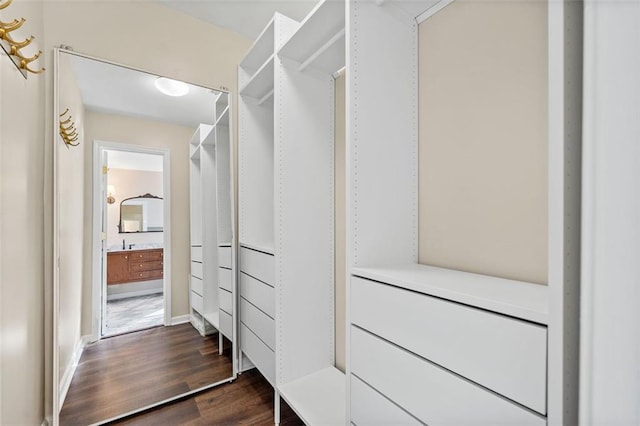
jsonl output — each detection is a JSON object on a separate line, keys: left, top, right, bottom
{"left": 107, "top": 253, "right": 130, "bottom": 285}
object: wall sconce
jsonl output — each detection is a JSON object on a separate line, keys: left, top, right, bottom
{"left": 0, "top": 0, "right": 45, "bottom": 77}
{"left": 107, "top": 185, "right": 116, "bottom": 205}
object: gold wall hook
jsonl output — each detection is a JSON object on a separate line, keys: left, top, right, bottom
{"left": 60, "top": 122, "right": 74, "bottom": 132}
{"left": 0, "top": 0, "right": 12, "bottom": 10}
{"left": 0, "top": 17, "right": 25, "bottom": 38}
{"left": 60, "top": 108, "right": 70, "bottom": 117}
{"left": 60, "top": 116, "right": 72, "bottom": 125}
{"left": 8, "top": 36, "right": 33, "bottom": 54}
{"left": 21, "top": 61, "right": 45, "bottom": 74}
{"left": 0, "top": 18, "right": 19, "bottom": 27}
{"left": 16, "top": 49, "right": 40, "bottom": 64}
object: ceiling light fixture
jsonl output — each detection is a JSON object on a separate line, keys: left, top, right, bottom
{"left": 154, "top": 77, "right": 189, "bottom": 97}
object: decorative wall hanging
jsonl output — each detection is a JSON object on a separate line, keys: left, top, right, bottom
{"left": 0, "top": 0, "right": 45, "bottom": 78}
{"left": 59, "top": 108, "right": 79, "bottom": 147}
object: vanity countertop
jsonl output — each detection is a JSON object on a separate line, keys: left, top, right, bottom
{"left": 107, "top": 245, "right": 163, "bottom": 253}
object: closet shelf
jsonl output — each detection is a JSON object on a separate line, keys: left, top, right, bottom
{"left": 239, "top": 18, "right": 276, "bottom": 75}
{"left": 352, "top": 264, "right": 549, "bottom": 324}
{"left": 201, "top": 126, "right": 216, "bottom": 146}
{"left": 240, "top": 242, "right": 275, "bottom": 256}
{"left": 203, "top": 311, "right": 220, "bottom": 329}
{"left": 240, "top": 55, "right": 275, "bottom": 102}
{"left": 215, "top": 106, "right": 230, "bottom": 127}
{"left": 278, "top": 367, "right": 346, "bottom": 426}
{"left": 215, "top": 92, "right": 229, "bottom": 116}
{"left": 190, "top": 145, "right": 201, "bottom": 160}
{"left": 278, "top": 0, "right": 345, "bottom": 75}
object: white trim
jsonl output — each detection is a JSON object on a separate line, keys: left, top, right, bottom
{"left": 170, "top": 314, "right": 191, "bottom": 325}
{"left": 58, "top": 336, "right": 91, "bottom": 410}
{"left": 106, "top": 288, "right": 163, "bottom": 301}
{"left": 52, "top": 48, "right": 61, "bottom": 426}
{"left": 92, "top": 140, "right": 172, "bottom": 339}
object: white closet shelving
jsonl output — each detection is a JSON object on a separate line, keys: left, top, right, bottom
{"left": 189, "top": 92, "right": 236, "bottom": 350}
{"left": 347, "top": 0, "right": 581, "bottom": 424}
{"left": 238, "top": 3, "right": 346, "bottom": 424}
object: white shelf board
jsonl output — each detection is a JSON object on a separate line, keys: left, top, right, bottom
{"left": 203, "top": 311, "right": 220, "bottom": 329}
{"left": 278, "top": 367, "right": 346, "bottom": 426}
{"left": 240, "top": 55, "right": 275, "bottom": 100}
{"left": 278, "top": 0, "right": 345, "bottom": 74}
{"left": 383, "top": 0, "right": 448, "bottom": 20}
{"left": 216, "top": 92, "right": 229, "bottom": 113}
{"left": 190, "top": 145, "right": 201, "bottom": 160}
{"left": 239, "top": 18, "right": 275, "bottom": 74}
{"left": 240, "top": 242, "right": 275, "bottom": 256}
{"left": 352, "top": 264, "right": 549, "bottom": 324}
{"left": 214, "top": 106, "right": 230, "bottom": 127}
{"left": 201, "top": 125, "right": 216, "bottom": 146}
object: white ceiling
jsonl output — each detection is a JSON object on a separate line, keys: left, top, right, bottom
{"left": 107, "top": 150, "right": 164, "bottom": 172}
{"left": 160, "top": 0, "right": 317, "bottom": 40}
{"left": 68, "top": 54, "right": 219, "bottom": 129}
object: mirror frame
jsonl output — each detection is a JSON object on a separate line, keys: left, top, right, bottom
{"left": 52, "top": 47, "right": 238, "bottom": 426}
{"left": 118, "top": 193, "right": 164, "bottom": 233}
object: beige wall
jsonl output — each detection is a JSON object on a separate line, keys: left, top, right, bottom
{"left": 106, "top": 168, "right": 164, "bottom": 247}
{"left": 0, "top": 0, "right": 46, "bottom": 424}
{"left": 85, "top": 111, "right": 195, "bottom": 327}
{"left": 418, "top": 1, "right": 548, "bottom": 284}
{"left": 334, "top": 73, "right": 346, "bottom": 372}
{"left": 57, "top": 52, "right": 87, "bottom": 388}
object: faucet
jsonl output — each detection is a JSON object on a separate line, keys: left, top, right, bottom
{"left": 129, "top": 244, "right": 135, "bottom": 250}
{"left": 122, "top": 239, "right": 126, "bottom": 250}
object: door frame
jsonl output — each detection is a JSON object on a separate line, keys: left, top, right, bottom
{"left": 91, "top": 140, "right": 172, "bottom": 340}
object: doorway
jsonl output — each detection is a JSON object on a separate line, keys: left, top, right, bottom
{"left": 93, "top": 142, "right": 172, "bottom": 338}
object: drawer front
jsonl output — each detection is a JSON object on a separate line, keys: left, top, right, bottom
{"left": 130, "top": 260, "right": 163, "bottom": 272}
{"left": 191, "top": 291, "right": 203, "bottom": 314}
{"left": 240, "top": 272, "right": 275, "bottom": 318}
{"left": 191, "top": 276, "right": 203, "bottom": 296}
{"left": 130, "top": 249, "right": 163, "bottom": 261}
{"left": 218, "top": 267, "right": 233, "bottom": 292}
{"left": 351, "top": 326, "right": 545, "bottom": 426}
{"left": 191, "top": 261, "right": 203, "bottom": 279}
{"left": 218, "top": 246, "right": 232, "bottom": 269}
{"left": 219, "top": 309, "right": 233, "bottom": 340}
{"left": 131, "top": 270, "right": 163, "bottom": 281}
{"left": 351, "top": 375, "right": 420, "bottom": 426}
{"left": 240, "top": 247, "right": 275, "bottom": 286}
{"left": 240, "top": 323, "right": 275, "bottom": 384}
{"left": 219, "top": 288, "right": 233, "bottom": 315}
{"left": 351, "top": 276, "right": 547, "bottom": 413}
{"left": 191, "top": 246, "right": 203, "bottom": 262}
{"left": 240, "top": 298, "right": 275, "bottom": 350}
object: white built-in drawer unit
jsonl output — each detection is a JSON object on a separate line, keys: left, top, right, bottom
{"left": 218, "top": 246, "right": 232, "bottom": 269}
{"left": 351, "top": 276, "right": 547, "bottom": 414}
{"left": 191, "top": 246, "right": 203, "bottom": 262}
{"left": 191, "top": 276, "right": 203, "bottom": 296}
{"left": 219, "top": 267, "right": 233, "bottom": 292}
{"left": 351, "top": 326, "right": 545, "bottom": 425}
{"left": 240, "top": 323, "right": 275, "bottom": 383}
{"left": 191, "top": 291, "right": 204, "bottom": 314}
{"left": 219, "top": 289, "right": 233, "bottom": 315}
{"left": 191, "top": 261, "right": 203, "bottom": 279}
{"left": 220, "top": 309, "right": 233, "bottom": 339}
{"left": 240, "top": 298, "right": 275, "bottom": 350}
{"left": 240, "top": 272, "right": 275, "bottom": 318}
{"left": 351, "top": 375, "right": 420, "bottom": 426}
{"left": 240, "top": 246, "right": 275, "bottom": 286}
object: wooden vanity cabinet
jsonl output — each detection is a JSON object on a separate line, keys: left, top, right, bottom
{"left": 107, "top": 248, "right": 164, "bottom": 285}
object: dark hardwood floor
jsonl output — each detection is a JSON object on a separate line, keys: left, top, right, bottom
{"left": 112, "top": 369, "right": 302, "bottom": 425}
{"left": 60, "top": 323, "right": 233, "bottom": 425}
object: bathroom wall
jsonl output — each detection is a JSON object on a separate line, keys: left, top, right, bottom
{"left": 106, "top": 168, "right": 164, "bottom": 248}
{"left": 0, "top": 1, "right": 46, "bottom": 424}
{"left": 42, "top": 2, "right": 252, "bottom": 420}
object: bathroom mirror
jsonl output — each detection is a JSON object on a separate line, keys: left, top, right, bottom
{"left": 119, "top": 193, "right": 164, "bottom": 233}
{"left": 54, "top": 49, "right": 237, "bottom": 425}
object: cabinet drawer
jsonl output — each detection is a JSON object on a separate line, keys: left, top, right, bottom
{"left": 191, "top": 261, "right": 203, "bottom": 279}
{"left": 218, "top": 268, "right": 233, "bottom": 292}
{"left": 131, "top": 270, "right": 162, "bottom": 281}
{"left": 240, "top": 298, "right": 274, "bottom": 350}
{"left": 130, "top": 249, "right": 163, "bottom": 260}
{"left": 191, "top": 291, "right": 203, "bottom": 314}
{"left": 351, "top": 326, "right": 545, "bottom": 426}
{"left": 351, "top": 375, "right": 420, "bottom": 426}
{"left": 218, "top": 246, "right": 232, "bottom": 269}
{"left": 240, "top": 323, "right": 275, "bottom": 384}
{"left": 351, "top": 276, "right": 547, "bottom": 413}
{"left": 191, "top": 246, "right": 203, "bottom": 262}
{"left": 191, "top": 276, "right": 203, "bottom": 296}
{"left": 219, "top": 288, "right": 233, "bottom": 315}
{"left": 240, "top": 272, "right": 274, "bottom": 318}
{"left": 240, "top": 247, "right": 274, "bottom": 286}
{"left": 130, "top": 260, "right": 163, "bottom": 272}
{"left": 220, "top": 309, "right": 232, "bottom": 340}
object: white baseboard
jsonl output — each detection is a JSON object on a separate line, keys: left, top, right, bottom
{"left": 107, "top": 289, "right": 162, "bottom": 301}
{"left": 59, "top": 335, "right": 91, "bottom": 409}
{"left": 171, "top": 314, "right": 190, "bottom": 325}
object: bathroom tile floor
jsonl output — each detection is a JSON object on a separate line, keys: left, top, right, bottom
{"left": 104, "top": 293, "right": 164, "bottom": 336}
